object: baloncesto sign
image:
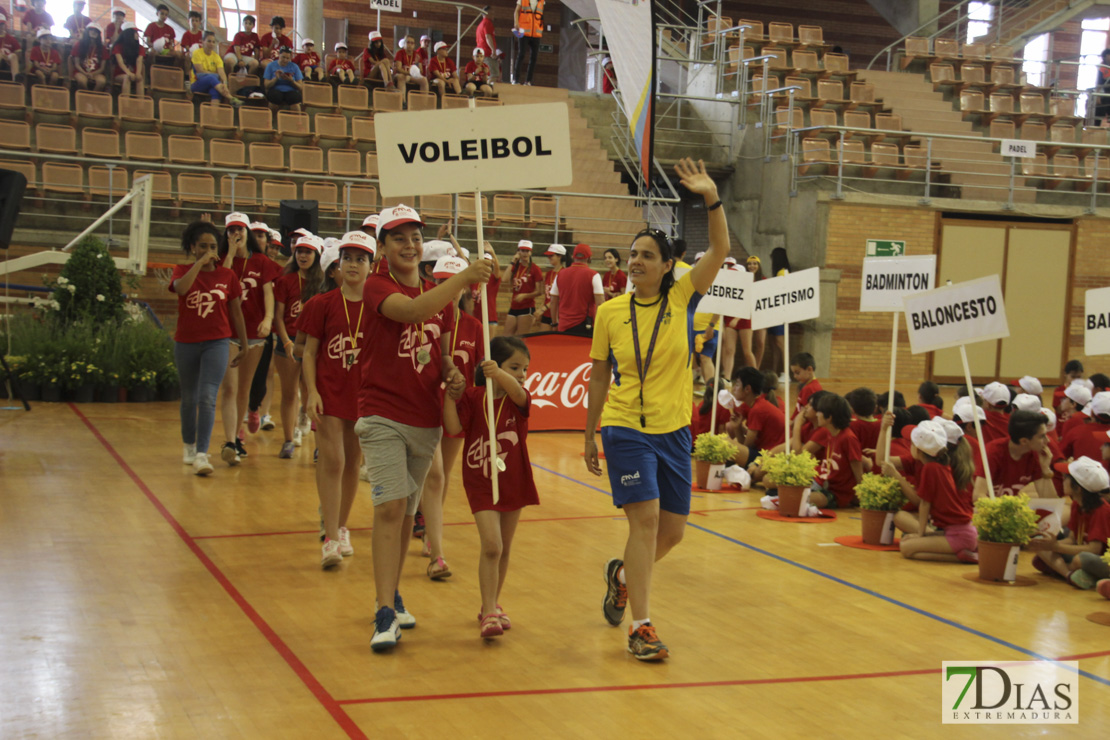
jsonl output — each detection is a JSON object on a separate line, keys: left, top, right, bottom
{"left": 902, "top": 275, "right": 1010, "bottom": 354}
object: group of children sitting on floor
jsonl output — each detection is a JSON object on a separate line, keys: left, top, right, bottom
{"left": 694, "top": 353, "right": 1110, "bottom": 599}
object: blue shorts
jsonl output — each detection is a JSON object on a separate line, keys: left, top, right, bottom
{"left": 697, "top": 332, "right": 719, "bottom": 359}
{"left": 767, "top": 324, "right": 784, "bottom": 337}
{"left": 601, "top": 425, "right": 692, "bottom": 516}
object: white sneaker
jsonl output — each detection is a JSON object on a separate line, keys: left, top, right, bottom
{"left": 297, "top": 411, "right": 310, "bottom": 434}
{"left": 193, "top": 453, "right": 214, "bottom": 476}
{"left": 293, "top": 427, "right": 304, "bottom": 447}
{"left": 375, "top": 592, "right": 417, "bottom": 629}
{"left": 321, "top": 539, "right": 343, "bottom": 568}
{"left": 338, "top": 526, "right": 354, "bottom": 557}
{"left": 371, "top": 606, "right": 402, "bottom": 652}
{"left": 260, "top": 414, "right": 275, "bottom": 431}
{"left": 359, "top": 465, "right": 371, "bottom": 482}
{"left": 183, "top": 443, "right": 197, "bottom": 464}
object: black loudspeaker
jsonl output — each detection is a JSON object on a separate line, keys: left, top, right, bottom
{"left": 279, "top": 200, "right": 319, "bottom": 257}
{"left": 0, "top": 169, "right": 28, "bottom": 250}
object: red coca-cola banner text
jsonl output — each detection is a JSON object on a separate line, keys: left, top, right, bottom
{"left": 520, "top": 332, "right": 594, "bottom": 431}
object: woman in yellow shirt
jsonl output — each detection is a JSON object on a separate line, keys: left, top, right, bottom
{"left": 584, "top": 157, "right": 729, "bottom": 661}
{"left": 190, "top": 31, "right": 234, "bottom": 104}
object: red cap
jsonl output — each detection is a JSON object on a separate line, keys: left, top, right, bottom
{"left": 573, "top": 243, "right": 591, "bottom": 260}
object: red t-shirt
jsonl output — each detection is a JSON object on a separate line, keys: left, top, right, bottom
{"left": 850, "top": 416, "right": 882, "bottom": 454}
{"left": 464, "top": 60, "right": 490, "bottom": 83}
{"left": 1058, "top": 411, "right": 1089, "bottom": 440}
{"left": 395, "top": 47, "right": 420, "bottom": 72}
{"left": 232, "top": 253, "right": 282, "bottom": 337}
{"left": 231, "top": 31, "right": 260, "bottom": 57}
{"left": 416, "top": 46, "right": 430, "bottom": 66}
{"left": 603, "top": 269, "right": 627, "bottom": 296}
{"left": 818, "top": 428, "right": 862, "bottom": 507}
{"left": 917, "top": 460, "right": 973, "bottom": 529}
{"left": 1, "top": 33, "right": 22, "bottom": 55}
{"left": 794, "top": 378, "right": 823, "bottom": 421}
{"left": 273, "top": 272, "right": 306, "bottom": 335}
{"left": 259, "top": 32, "right": 292, "bottom": 60}
{"left": 21, "top": 9, "right": 54, "bottom": 32}
{"left": 918, "top": 403, "right": 943, "bottom": 419}
{"left": 428, "top": 56, "right": 456, "bottom": 78}
{"left": 360, "top": 274, "right": 454, "bottom": 427}
{"left": 476, "top": 16, "right": 495, "bottom": 57}
{"left": 64, "top": 13, "right": 90, "bottom": 38}
{"left": 541, "top": 269, "right": 558, "bottom": 320}
{"left": 509, "top": 263, "right": 543, "bottom": 310}
{"left": 180, "top": 29, "right": 204, "bottom": 51}
{"left": 298, "top": 289, "right": 371, "bottom": 422}
{"left": 1070, "top": 499, "right": 1110, "bottom": 552}
{"left": 1061, "top": 419, "right": 1110, "bottom": 471}
{"left": 294, "top": 51, "right": 320, "bottom": 71}
{"left": 362, "top": 46, "right": 391, "bottom": 77}
{"left": 328, "top": 57, "right": 355, "bottom": 74}
{"left": 553, "top": 263, "right": 599, "bottom": 331}
{"left": 602, "top": 66, "right": 617, "bottom": 95}
{"left": 692, "top": 399, "right": 730, "bottom": 439}
{"left": 807, "top": 424, "right": 830, "bottom": 451}
{"left": 1053, "top": 384, "right": 1069, "bottom": 411}
{"left": 449, "top": 310, "right": 483, "bottom": 387}
{"left": 29, "top": 45, "right": 62, "bottom": 68}
{"left": 169, "top": 264, "right": 242, "bottom": 343}
{"left": 981, "top": 409, "right": 1010, "bottom": 444}
{"left": 104, "top": 21, "right": 121, "bottom": 45}
{"left": 456, "top": 386, "right": 538, "bottom": 513}
{"left": 111, "top": 43, "right": 145, "bottom": 76}
{"left": 974, "top": 436, "right": 1044, "bottom": 497}
{"left": 144, "top": 21, "right": 176, "bottom": 47}
{"left": 747, "top": 396, "right": 785, "bottom": 451}
{"left": 470, "top": 275, "right": 501, "bottom": 324}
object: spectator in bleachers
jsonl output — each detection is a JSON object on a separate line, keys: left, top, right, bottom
{"left": 328, "top": 41, "right": 356, "bottom": 84}
{"left": 1095, "top": 49, "right": 1110, "bottom": 126}
{"left": 601, "top": 55, "right": 617, "bottom": 94}
{"left": 144, "top": 5, "right": 183, "bottom": 67}
{"left": 258, "top": 16, "right": 292, "bottom": 76}
{"left": 0, "top": 17, "right": 21, "bottom": 81}
{"left": 63, "top": 0, "right": 90, "bottom": 40}
{"left": 512, "top": 0, "right": 543, "bottom": 86}
{"left": 29, "top": 29, "right": 62, "bottom": 85}
{"left": 394, "top": 34, "right": 428, "bottom": 92}
{"left": 224, "top": 14, "right": 260, "bottom": 75}
{"left": 71, "top": 23, "right": 107, "bottom": 92}
{"left": 191, "top": 31, "right": 236, "bottom": 106}
{"left": 464, "top": 47, "right": 494, "bottom": 97}
{"left": 428, "top": 41, "right": 460, "bottom": 96}
{"left": 264, "top": 46, "right": 304, "bottom": 112}
{"left": 21, "top": 0, "right": 54, "bottom": 40}
{"left": 362, "top": 30, "right": 393, "bottom": 88}
{"left": 475, "top": 5, "right": 499, "bottom": 81}
{"left": 104, "top": 7, "right": 125, "bottom": 46}
{"left": 416, "top": 34, "right": 431, "bottom": 67}
{"left": 112, "top": 23, "right": 145, "bottom": 97}
{"left": 294, "top": 38, "right": 325, "bottom": 81}
{"left": 181, "top": 10, "right": 204, "bottom": 54}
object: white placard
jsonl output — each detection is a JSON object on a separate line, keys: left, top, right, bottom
{"left": 902, "top": 275, "right": 1010, "bottom": 354}
{"left": 371, "top": 0, "right": 402, "bottom": 11}
{"left": 1085, "top": 286, "right": 1110, "bottom": 356}
{"left": 859, "top": 255, "right": 936, "bottom": 312}
{"left": 749, "top": 267, "right": 821, "bottom": 331}
{"left": 374, "top": 103, "right": 573, "bottom": 197}
{"left": 696, "top": 268, "right": 754, "bottom": 318}
{"left": 1001, "top": 139, "right": 1036, "bottom": 158}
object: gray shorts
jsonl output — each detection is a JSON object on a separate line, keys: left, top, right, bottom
{"left": 354, "top": 415, "right": 442, "bottom": 515}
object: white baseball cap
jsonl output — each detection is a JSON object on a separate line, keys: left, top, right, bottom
{"left": 432, "top": 255, "right": 468, "bottom": 279}
{"left": 910, "top": 421, "right": 947, "bottom": 457}
{"left": 934, "top": 417, "right": 964, "bottom": 446}
{"left": 36, "top": 27, "right": 52, "bottom": 37}
{"left": 368, "top": 30, "right": 382, "bottom": 41}
{"left": 376, "top": 204, "right": 424, "bottom": 239}
{"left": 421, "top": 239, "right": 455, "bottom": 262}
{"left": 120, "top": 21, "right": 135, "bottom": 31}
{"left": 320, "top": 244, "right": 341, "bottom": 272}
{"left": 456, "top": 246, "right": 470, "bottom": 260}
{"left": 1091, "top": 391, "right": 1110, "bottom": 418}
{"left": 1061, "top": 456, "right": 1110, "bottom": 493}
{"left": 717, "top": 388, "right": 737, "bottom": 410}
{"left": 111, "top": 6, "right": 125, "bottom": 14}
{"left": 1040, "top": 407, "right": 1057, "bottom": 432}
{"left": 952, "top": 396, "right": 985, "bottom": 423}
{"left": 86, "top": 22, "right": 103, "bottom": 34}
{"left": 724, "top": 256, "right": 737, "bottom": 266}
{"left": 420, "top": 34, "right": 430, "bottom": 42}
{"left": 434, "top": 41, "right": 447, "bottom": 52}
{"left": 249, "top": 221, "right": 269, "bottom": 232}
{"left": 517, "top": 239, "right": 534, "bottom": 251}
{"left": 225, "top": 212, "right": 249, "bottom": 229}
{"left": 544, "top": 244, "right": 566, "bottom": 256}
{"left": 302, "top": 39, "right": 314, "bottom": 46}
{"left": 1017, "top": 376, "right": 1043, "bottom": 395}
{"left": 361, "top": 214, "right": 379, "bottom": 229}
{"left": 977, "top": 381, "right": 1011, "bottom": 407}
{"left": 339, "top": 230, "right": 376, "bottom": 254}
{"left": 1011, "top": 393, "right": 1042, "bottom": 413}
{"left": 152, "top": 37, "right": 167, "bottom": 51}
{"left": 473, "top": 47, "right": 484, "bottom": 56}
{"left": 1066, "top": 382, "right": 1093, "bottom": 406}
{"left": 295, "top": 234, "right": 324, "bottom": 252}
{"left": 268, "top": 229, "right": 282, "bottom": 245}
{"left": 601, "top": 56, "right": 611, "bottom": 67}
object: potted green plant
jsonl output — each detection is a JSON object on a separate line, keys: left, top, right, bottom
{"left": 693, "top": 432, "right": 736, "bottom": 490}
{"left": 856, "top": 473, "right": 907, "bottom": 545}
{"left": 64, "top": 359, "right": 101, "bottom": 403}
{"left": 757, "top": 450, "right": 819, "bottom": 517}
{"left": 40, "top": 360, "right": 63, "bottom": 402}
{"left": 972, "top": 493, "right": 1040, "bottom": 582}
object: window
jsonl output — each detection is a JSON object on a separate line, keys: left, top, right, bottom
{"left": 223, "top": 0, "right": 256, "bottom": 37}
{"left": 1077, "top": 18, "right": 1110, "bottom": 117}
{"left": 1023, "top": 33, "right": 1049, "bottom": 87}
{"left": 966, "top": 2, "right": 993, "bottom": 44}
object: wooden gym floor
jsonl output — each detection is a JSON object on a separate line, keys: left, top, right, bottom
{"left": 1, "top": 401, "right": 1108, "bottom": 738}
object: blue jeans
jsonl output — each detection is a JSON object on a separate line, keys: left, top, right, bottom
{"left": 175, "top": 338, "right": 230, "bottom": 453}
{"left": 191, "top": 73, "right": 223, "bottom": 100}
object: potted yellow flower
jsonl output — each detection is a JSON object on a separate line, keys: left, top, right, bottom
{"left": 757, "top": 450, "right": 819, "bottom": 517}
{"left": 972, "top": 493, "right": 1040, "bottom": 582}
{"left": 856, "top": 473, "right": 907, "bottom": 545}
{"left": 693, "top": 432, "right": 735, "bottom": 490}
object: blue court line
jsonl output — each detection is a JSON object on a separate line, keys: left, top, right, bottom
{"left": 535, "top": 460, "right": 1110, "bottom": 688}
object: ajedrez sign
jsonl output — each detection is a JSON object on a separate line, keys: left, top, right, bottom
{"left": 696, "top": 268, "right": 754, "bottom": 318}
{"left": 902, "top": 275, "right": 1010, "bottom": 354}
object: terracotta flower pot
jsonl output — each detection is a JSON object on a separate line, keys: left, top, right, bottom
{"left": 861, "top": 509, "right": 897, "bottom": 545}
{"left": 777, "top": 485, "right": 808, "bottom": 517}
{"left": 978, "top": 540, "right": 1020, "bottom": 582}
{"left": 694, "top": 460, "right": 726, "bottom": 490}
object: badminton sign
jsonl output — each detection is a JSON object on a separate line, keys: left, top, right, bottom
{"left": 374, "top": 103, "right": 573, "bottom": 197}
{"left": 859, "top": 255, "right": 936, "bottom": 312}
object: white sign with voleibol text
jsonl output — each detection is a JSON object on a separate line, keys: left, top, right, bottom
{"left": 370, "top": 0, "right": 402, "bottom": 12}
{"left": 1085, "top": 286, "right": 1110, "bottom": 356}
{"left": 902, "top": 275, "right": 1010, "bottom": 354}
{"left": 696, "top": 268, "right": 754, "bottom": 318}
{"left": 375, "top": 103, "right": 573, "bottom": 197}
{"left": 749, "top": 267, "right": 820, "bottom": 331}
{"left": 859, "top": 255, "right": 936, "bottom": 312}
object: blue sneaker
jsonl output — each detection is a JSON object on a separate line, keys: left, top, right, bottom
{"left": 371, "top": 606, "right": 400, "bottom": 652}
{"left": 394, "top": 591, "right": 416, "bottom": 629}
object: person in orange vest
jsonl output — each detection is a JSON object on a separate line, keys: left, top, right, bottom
{"left": 513, "top": 0, "right": 543, "bottom": 86}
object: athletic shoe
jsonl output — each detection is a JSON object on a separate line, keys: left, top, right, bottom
{"left": 480, "top": 613, "right": 503, "bottom": 638}
{"left": 628, "top": 623, "right": 669, "bottom": 661}
{"left": 394, "top": 591, "right": 416, "bottom": 629}
{"left": 297, "top": 410, "right": 310, "bottom": 433}
{"left": 1097, "top": 579, "right": 1110, "bottom": 600}
{"left": 413, "top": 511, "right": 426, "bottom": 539}
{"left": 183, "top": 443, "right": 197, "bottom": 464}
{"left": 193, "top": 453, "right": 214, "bottom": 476}
{"left": 313, "top": 448, "right": 318, "bottom": 463}
{"left": 359, "top": 464, "right": 371, "bottom": 482}
{"left": 956, "top": 549, "right": 979, "bottom": 564}
{"left": 371, "top": 606, "right": 401, "bottom": 652}
{"left": 235, "top": 439, "right": 248, "bottom": 458}
{"left": 220, "top": 442, "right": 240, "bottom": 466}
{"left": 321, "top": 539, "right": 342, "bottom": 568}
{"left": 318, "top": 507, "right": 325, "bottom": 543}
{"left": 1068, "top": 569, "right": 1097, "bottom": 590}
{"left": 603, "top": 558, "right": 627, "bottom": 626}
{"left": 1031, "top": 555, "right": 1057, "bottom": 578}
{"left": 293, "top": 427, "right": 304, "bottom": 447}
{"left": 279, "top": 441, "right": 295, "bottom": 459}
{"left": 260, "top": 414, "right": 275, "bottom": 431}
{"left": 248, "top": 410, "right": 261, "bottom": 433}
{"left": 338, "top": 526, "right": 354, "bottom": 557}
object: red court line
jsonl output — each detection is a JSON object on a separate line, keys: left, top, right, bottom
{"left": 69, "top": 404, "right": 367, "bottom": 740}
{"left": 336, "top": 667, "right": 941, "bottom": 705}
{"left": 1056, "top": 649, "right": 1110, "bottom": 661}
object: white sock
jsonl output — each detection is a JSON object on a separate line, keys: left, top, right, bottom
{"left": 617, "top": 566, "right": 626, "bottom": 585}
{"left": 632, "top": 618, "right": 651, "bottom": 630}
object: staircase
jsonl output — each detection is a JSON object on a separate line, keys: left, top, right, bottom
{"left": 497, "top": 84, "right": 645, "bottom": 248}
{"left": 858, "top": 69, "right": 1035, "bottom": 202}
{"left": 996, "top": 0, "right": 1092, "bottom": 48}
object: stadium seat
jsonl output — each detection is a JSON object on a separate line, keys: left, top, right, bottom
{"left": 289, "top": 145, "right": 324, "bottom": 174}
{"left": 250, "top": 142, "right": 286, "bottom": 171}
{"left": 88, "top": 165, "right": 128, "bottom": 197}
{"left": 529, "top": 195, "right": 557, "bottom": 224}
{"left": 0, "top": 159, "right": 37, "bottom": 190}
{"left": 0, "top": 81, "right": 24, "bottom": 119}
{"left": 74, "top": 90, "right": 114, "bottom": 127}
{"left": 351, "top": 116, "right": 375, "bottom": 150}
{"left": 345, "top": 184, "right": 377, "bottom": 212}
{"left": 42, "top": 162, "right": 85, "bottom": 196}
{"left": 228, "top": 74, "right": 260, "bottom": 98}
{"left": 737, "top": 19, "right": 764, "bottom": 42}
{"left": 441, "top": 94, "right": 469, "bottom": 109}
{"left": 262, "top": 179, "right": 298, "bottom": 208}
{"left": 167, "top": 135, "right": 206, "bottom": 165}
{"left": 373, "top": 88, "right": 403, "bottom": 113}
{"left": 934, "top": 38, "right": 959, "bottom": 60}
{"left": 420, "top": 193, "right": 453, "bottom": 220}
{"left": 475, "top": 97, "right": 502, "bottom": 107}
{"left": 220, "top": 174, "right": 258, "bottom": 207}
{"left": 798, "top": 138, "right": 830, "bottom": 176}
{"left": 798, "top": 25, "right": 824, "bottom": 47}
{"left": 31, "top": 84, "right": 70, "bottom": 124}
{"left": 493, "top": 193, "right": 526, "bottom": 223}
{"left": 900, "top": 36, "right": 929, "bottom": 70}
{"left": 159, "top": 98, "right": 197, "bottom": 135}
{"left": 36, "top": 123, "right": 78, "bottom": 155}
{"left": 314, "top": 113, "right": 350, "bottom": 147}
{"left": 209, "top": 138, "right": 246, "bottom": 168}
{"left": 407, "top": 90, "right": 437, "bottom": 111}
{"left": 198, "top": 102, "right": 236, "bottom": 137}
{"left": 150, "top": 66, "right": 185, "bottom": 96}
{"left": 177, "top": 173, "right": 217, "bottom": 204}
{"left": 0, "top": 120, "right": 32, "bottom": 151}
{"left": 327, "top": 148, "right": 363, "bottom": 177}
{"left": 302, "top": 81, "right": 334, "bottom": 114}
{"left": 239, "top": 106, "right": 275, "bottom": 137}
{"left": 303, "top": 181, "right": 338, "bottom": 211}
{"left": 337, "top": 85, "right": 371, "bottom": 114}
{"left": 457, "top": 193, "right": 489, "bottom": 221}
{"left": 277, "top": 110, "right": 312, "bottom": 146}
{"left": 118, "top": 96, "right": 156, "bottom": 131}
{"left": 768, "top": 22, "right": 794, "bottom": 45}
{"left": 134, "top": 170, "right": 174, "bottom": 200}
{"left": 125, "top": 130, "right": 165, "bottom": 161}
{"left": 365, "top": 152, "right": 379, "bottom": 177}
{"left": 81, "top": 127, "right": 121, "bottom": 158}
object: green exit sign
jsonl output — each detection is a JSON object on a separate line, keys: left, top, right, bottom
{"left": 866, "top": 239, "right": 906, "bottom": 257}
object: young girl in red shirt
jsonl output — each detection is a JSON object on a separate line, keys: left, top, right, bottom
{"left": 273, "top": 234, "right": 323, "bottom": 457}
{"left": 444, "top": 336, "right": 539, "bottom": 638}
{"left": 300, "top": 231, "right": 376, "bottom": 568}
{"left": 362, "top": 30, "right": 394, "bottom": 87}
{"left": 1032, "top": 456, "right": 1110, "bottom": 588}
{"left": 502, "top": 240, "right": 543, "bottom": 336}
{"left": 601, "top": 248, "right": 627, "bottom": 300}
{"left": 464, "top": 47, "right": 494, "bottom": 96}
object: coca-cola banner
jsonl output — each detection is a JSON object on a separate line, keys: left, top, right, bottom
{"left": 521, "top": 332, "right": 593, "bottom": 431}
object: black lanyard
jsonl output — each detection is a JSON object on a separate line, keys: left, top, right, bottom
{"left": 630, "top": 295, "right": 668, "bottom": 428}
